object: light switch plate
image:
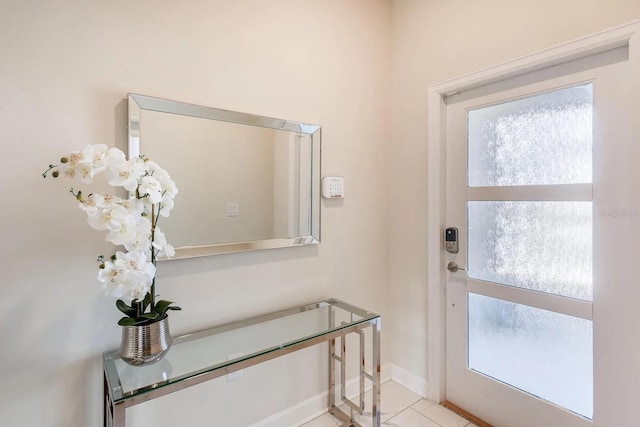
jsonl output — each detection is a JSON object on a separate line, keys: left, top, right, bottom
{"left": 226, "top": 203, "right": 240, "bottom": 217}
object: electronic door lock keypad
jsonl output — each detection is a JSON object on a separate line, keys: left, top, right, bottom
{"left": 445, "top": 227, "right": 459, "bottom": 253}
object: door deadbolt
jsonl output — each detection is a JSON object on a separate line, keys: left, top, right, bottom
{"left": 444, "top": 227, "right": 459, "bottom": 254}
{"left": 447, "top": 261, "right": 466, "bottom": 273}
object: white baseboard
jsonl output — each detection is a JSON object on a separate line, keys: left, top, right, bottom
{"left": 248, "top": 363, "right": 430, "bottom": 427}
{"left": 389, "top": 364, "right": 429, "bottom": 398}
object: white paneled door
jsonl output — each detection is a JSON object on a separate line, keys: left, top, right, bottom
{"left": 442, "top": 37, "right": 640, "bottom": 427}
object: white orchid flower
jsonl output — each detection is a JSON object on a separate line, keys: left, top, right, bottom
{"left": 79, "top": 193, "right": 124, "bottom": 216}
{"left": 106, "top": 214, "right": 138, "bottom": 245}
{"left": 78, "top": 193, "right": 100, "bottom": 215}
{"left": 76, "top": 159, "right": 96, "bottom": 183}
{"left": 104, "top": 147, "right": 127, "bottom": 171}
{"left": 139, "top": 175, "right": 163, "bottom": 203}
{"left": 87, "top": 203, "right": 130, "bottom": 231}
{"left": 146, "top": 161, "right": 178, "bottom": 198}
{"left": 97, "top": 259, "right": 128, "bottom": 298}
{"left": 80, "top": 143, "right": 108, "bottom": 174}
{"left": 152, "top": 227, "right": 175, "bottom": 258}
{"left": 67, "top": 151, "right": 82, "bottom": 166}
{"left": 123, "top": 217, "right": 153, "bottom": 254}
{"left": 158, "top": 193, "right": 175, "bottom": 217}
{"left": 117, "top": 250, "right": 156, "bottom": 279}
{"left": 98, "top": 262, "right": 152, "bottom": 302}
{"left": 107, "top": 156, "right": 146, "bottom": 192}
{"left": 117, "top": 196, "right": 144, "bottom": 217}
{"left": 97, "top": 251, "right": 156, "bottom": 301}
{"left": 59, "top": 145, "right": 107, "bottom": 184}
{"left": 56, "top": 150, "right": 83, "bottom": 179}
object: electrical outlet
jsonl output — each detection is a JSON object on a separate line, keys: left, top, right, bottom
{"left": 226, "top": 352, "right": 243, "bottom": 382}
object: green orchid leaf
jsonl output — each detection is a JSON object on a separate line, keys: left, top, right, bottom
{"left": 116, "top": 300, "right": 178, "bottom": 327}
{"left": 142, "top": 293, "right": 151, "bottom": 311}
{"left": 153, "top": 300, "right": 181, "bottom": 317}
{"left": 139, "top": 312, "right": 160, "bottom": 320}
{"left": 116, "top": 300, "right": 136, "bottom": 317}
{"left": 118, "top": 317, "right": 138, "bottom": 326}
{"left": 118, "top": 315, "right": 161, "bottom": 326}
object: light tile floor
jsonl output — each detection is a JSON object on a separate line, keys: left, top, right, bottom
{"left": 301, "top": 380, "right": 478, "bottom": 427}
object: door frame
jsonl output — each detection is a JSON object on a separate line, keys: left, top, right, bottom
{"left": 425, "top": 20, "right": 640, "bottom": 405}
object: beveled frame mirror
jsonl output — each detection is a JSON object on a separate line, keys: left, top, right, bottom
{"left": 128, "top": 94, "right": 321, "bottom": 259}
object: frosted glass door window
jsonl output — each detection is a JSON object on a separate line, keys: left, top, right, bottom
{"left": 468, "top": 84, "right": 592, "bottom": 187}
{"left": 468, "top": 201, "right": 593, "bottom": 300}
{"left": 461, "top": 83, "right": 594, "bottom": 420}
{"left": 468, "top": 293, "right": 593, "bottom": 418}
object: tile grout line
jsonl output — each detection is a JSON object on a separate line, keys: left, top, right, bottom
{"left": 384, "top": 407, "right": 445, "bottom": 427}
{"left": 300, "top": 381, "right": 476, "bottom": 427}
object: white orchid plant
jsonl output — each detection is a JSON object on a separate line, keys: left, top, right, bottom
{"left": 43, "top": 144, "right": 181, "bottom": 326}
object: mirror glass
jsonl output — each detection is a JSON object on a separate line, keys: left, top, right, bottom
{"left": 128, "top": 94, "right": 321, "bottom": 259}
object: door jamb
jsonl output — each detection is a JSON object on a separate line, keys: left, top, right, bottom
{"left": 425, "top": 20, "right": 640, "bottom": 403}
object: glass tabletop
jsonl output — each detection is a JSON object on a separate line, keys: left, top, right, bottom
{"left": 103, "top": 298, "right": 379, "bottom": 403}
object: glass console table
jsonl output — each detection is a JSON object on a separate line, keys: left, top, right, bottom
{"left": 103, "top": 299, "right": 381, "bottom": 427}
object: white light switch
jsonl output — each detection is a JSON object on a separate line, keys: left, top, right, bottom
{"left": 226, "top": 203, "right": 240, "bottom": 217}
{"left": 322, "top": 176, "right": 344, "bottom": 199}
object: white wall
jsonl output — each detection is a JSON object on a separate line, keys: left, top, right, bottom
{"left": 389, "top": 0, "right": 640, "bottom": 402}
{"left": 0, "top": 1, "right": 391, "bottom": 426}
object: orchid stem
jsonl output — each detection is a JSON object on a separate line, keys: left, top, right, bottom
{"left": 42, "top": 164, "right": 57, "bottom": 178}
{"left": 150, "top": 203, "right": 156, "bottom": 311}
{"left": 136, "top": 300, "right": 142, "bottom": 318}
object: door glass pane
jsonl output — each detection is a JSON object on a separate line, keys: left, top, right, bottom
{"left": 468, "top": 84, "right": 592, "bottom": 187}
{"left": 468, "top": 293, "right": 593, "bottom": 419}
{"left": 468, "top": 201, "right": 592, "bottom": 300}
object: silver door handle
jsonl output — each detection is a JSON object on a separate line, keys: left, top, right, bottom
{"left": 447, "top": 262, "right": 466, "bottom": 273}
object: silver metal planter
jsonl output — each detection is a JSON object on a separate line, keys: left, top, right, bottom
{"left": 119, "top": 316, "right": 172, "bottom": 366}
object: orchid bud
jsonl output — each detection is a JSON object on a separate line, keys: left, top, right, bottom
{"left": 51, "top": 170, "right": 59, "bottom": 178}
{"left": 60, "top": 157, "right": 69, "bottom": 163}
